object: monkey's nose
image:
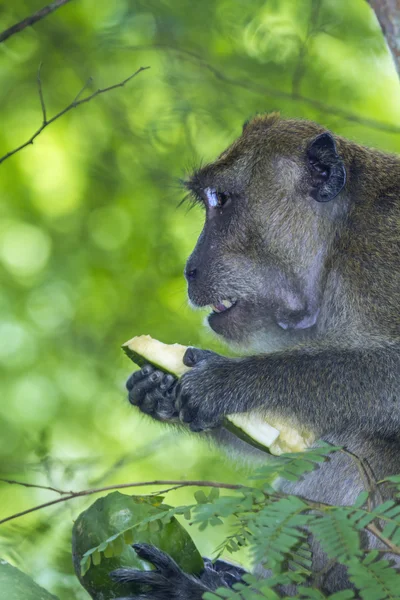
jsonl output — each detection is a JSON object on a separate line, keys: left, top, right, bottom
{"left": 186, "top": 268, "right": 197, "bottom": 281}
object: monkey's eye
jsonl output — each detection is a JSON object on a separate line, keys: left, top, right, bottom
{"left": 204, "top": 188, "right": 231, "bottom": 209}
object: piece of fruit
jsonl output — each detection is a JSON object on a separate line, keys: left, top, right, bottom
{"left": 123, "top": 335, "right": 189, "bottom": 376}
{"left": 72, "top": 492, "right": 203, "bottom": 600}
{"left": 0, "top": 559, "right": 60, "bottom": 600}
{"left": 122, "top": 335, "right": 314, "bottom": 455}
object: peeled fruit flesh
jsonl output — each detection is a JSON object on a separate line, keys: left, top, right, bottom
{"left": 122, "top": 335, "right": 313, "bottom": 455}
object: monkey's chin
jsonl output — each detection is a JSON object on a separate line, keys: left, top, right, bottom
{"left": 207, "top": 302, "right": 244, "bottom": 341}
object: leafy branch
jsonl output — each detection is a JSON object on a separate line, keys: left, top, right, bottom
{"left": 0, "top": 0, "right": 73, "bottom": 44}
{"left": 0, "top": 478, "right": 244, "bottom": 525}
{"left": 4, "top": 446, "right": 400, "bottom": 596}
{"left": 0, "top": 65, "right": 150, "bottom": 166}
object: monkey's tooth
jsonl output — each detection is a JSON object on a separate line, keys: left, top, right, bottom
{"left": 211, "top": 303, "right": 224, "bottom": 313}
{"left": 221, "top": 299, "right": 234, "bottom": 309}
{"left": 211, "top": 300, "right": 237, "bottom": 313}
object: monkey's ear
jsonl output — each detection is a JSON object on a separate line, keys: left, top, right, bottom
{"left": 307, "top": 132, "right": 346, "bottom": 202}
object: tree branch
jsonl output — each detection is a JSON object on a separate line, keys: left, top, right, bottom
{"left": 368, "top": 0, "right": 400, "bottom": 77}
{"left": 0, "top": 66, "right": 150, "bottom": 166}
{"left": 3, "top": 475, "right": 400, "bottom": 558}
{"left": 0, "top": 0, "right": 73, "bottom": 44}
{"left": 0, "top": 478, "right": 70, "bottom": 495}
{"left": 0, "top": 479, "right": 244, "bottom": 525}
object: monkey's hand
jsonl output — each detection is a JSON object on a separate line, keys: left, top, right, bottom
{"left": 126, "top": 364, "right": 179, "bottom": 422}
{"left": 110, "top": 543, "right": 232, "bottom": 600}
{"left": 126, "top": 348, "right": 233, "bottom": 430}
{"left": 176, "top": 348, "right": 241, "bottom": 431}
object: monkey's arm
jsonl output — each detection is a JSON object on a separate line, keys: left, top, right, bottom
{"left": 175, "top": 345, "right": 400, "bottom": 438}
{"left": 128, "top": 345, "right": 400, "bottom": 439}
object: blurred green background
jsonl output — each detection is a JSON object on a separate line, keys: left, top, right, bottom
{"left": 0, "top": 0, "right": 400, "bottom": 597}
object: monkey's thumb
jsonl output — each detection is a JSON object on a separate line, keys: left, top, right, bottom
{"left": 183, "top": 347, "right": 217, "bottom": 367}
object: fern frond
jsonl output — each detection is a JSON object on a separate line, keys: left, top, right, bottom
{"left": 347, "top": 552, "right": 400, "bottom": 599}
{"left": 252, "top": 445, "right": 340, "bottom": 486}
{"left": 310, "top": 508, "right": 362, "bottom": 563}
{"left": 248, "top": 496, "right": 310, "bottom": 570}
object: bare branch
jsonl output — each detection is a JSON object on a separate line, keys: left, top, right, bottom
{"left": 0, "top": 479, "right": 244, "bottom": 525}
{"left": 37, "top": 63, "right": 47, "bottom": 124}
{"left": 130, "top": 43, "right": 400, "bottom": 135}
{"left": 3, "top": 474, "right": 400, "bottom": 559}
{"left": 0, "top": 478, "right": 69, "bottom": 495}
{"left": 368, "top": 0, "right": 400, "bottom": 78}
{"left": 0, "top": 0, "right": 73, "bottom": 44}
{"left": 73, "top": 77, "right": 93, "bottom": 104}
{"left": 0, "top": 66, "right": 150, "bottom": 166}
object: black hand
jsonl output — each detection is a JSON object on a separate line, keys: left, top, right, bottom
{"left": 176, "top": 348, "right": 234, "bottom": 432}
{"left": 110, "top": 543, "right": 210, "bottom": 600}
{"left": 126, "top": 365, "right": 178, "bottom": 421}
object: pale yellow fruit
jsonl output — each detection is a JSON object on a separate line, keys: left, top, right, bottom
{"left": 122, "top": 335, "right": 313, "bottom": 455}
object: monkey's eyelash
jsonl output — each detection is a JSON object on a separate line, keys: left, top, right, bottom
{"left": 178, "top": 192, "right": 204, "bottom": 210}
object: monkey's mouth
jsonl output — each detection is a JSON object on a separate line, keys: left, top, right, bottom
{"left": 209, "top": 299, "right": 238, "bottom": 314}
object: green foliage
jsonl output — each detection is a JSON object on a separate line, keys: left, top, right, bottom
{"left": 0, "top": 559, "right": 60, "bottom": 600}
{"left": 73, "top": 448, "right": 400, "bottom": 599}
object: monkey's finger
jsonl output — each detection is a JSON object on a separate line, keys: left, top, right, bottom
{"left": 132, "top": 543, "right": 181, "bottom": 575}
{"left": 139, "top": 392, "right": 158, "bottom": 416}
{"left": 126, "top": 365, "right": 154, "bottom": 391}
{"left": 110, "top": 568, "right": 166, "bottom": 587}
{"left": 128, "top": 371, "right": 163, "bottom": 405}
{"left": 159, "top": 373, "right": 176, "bottom": 391}
{"left": 183, "top": 347, "right": 217, "bottom": 367}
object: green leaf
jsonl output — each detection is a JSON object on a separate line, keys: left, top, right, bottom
{"left": 348, "top": 555, "right": 400, "bottom": 598}
{"left": 194, "top": 490, "right": 208, "bottom": 504}
{"left": 0, "top": 560, "right": 60, "bottom": 600}
{"left": 123, "top": 529, "right": 135, "bottom": 545}
{"left": 310, "top": 508, "right": 362, "bottom": 563}
{"left": 353, "top": 491, "right": 369, "bottom": 508}
{"left": 208, "top": 487, "right": 220, "bottom": 502}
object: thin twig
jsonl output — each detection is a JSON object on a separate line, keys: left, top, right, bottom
{"left": 0, "top": 66, "right": 150, "bottom": 166}
{"left": 3, "top": 474, "right": 400, "bottom": 560}
{"left": 0, "top": 478, "right": 69, "bottom": 495}
{"left": 367, "top": 522, "right": 400, "bottom": 556}
{"left": 37, "top": 63, "right": 47, "bottom": 124}
{"left": 73, "top": 77, "right": 93, "bottom": 104}
{"left": 0, "top": 479, "right": 244, "bottom": 525}
{"left": 341, "top": 448, "right": 382, "bottom": 510}
{"left": 128, "top": 43, "right": 400, "bottom": 134}
{"left": 0, "top": 0, "right": 73, "bottom": 44}
{"left": 151, "top": 484, "right": 187, "bottom": 495}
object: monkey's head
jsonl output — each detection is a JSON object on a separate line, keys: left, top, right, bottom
{"left": 184, "top": 114, "right": 348, "bottom": 351}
